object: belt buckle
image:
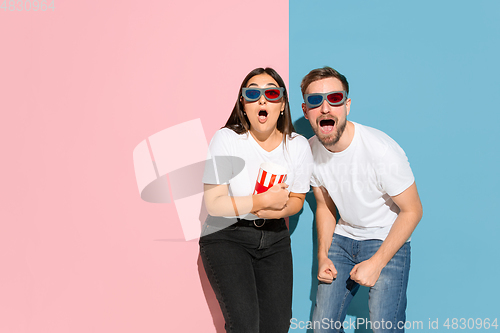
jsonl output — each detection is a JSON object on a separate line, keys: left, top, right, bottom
{"left": 253, "top": 219, "right": 266, "bottom": 227}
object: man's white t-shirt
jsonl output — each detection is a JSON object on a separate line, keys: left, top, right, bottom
{"left": 310, "top": 122, "right": 415, "bottom": 241}
{"left": 203, "top": 128, "right": 313, "bottom": 220}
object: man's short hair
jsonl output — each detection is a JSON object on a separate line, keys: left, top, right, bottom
{"left": 300, "top": 66, "right": 349, "bottom": 97}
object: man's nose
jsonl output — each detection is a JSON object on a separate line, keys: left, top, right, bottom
{"left": 320, "top": 100, "right": 330, "bottom": 113}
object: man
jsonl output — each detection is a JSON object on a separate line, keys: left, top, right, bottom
{"left": 301, "top": 67, "right": 423, "bottom": 333}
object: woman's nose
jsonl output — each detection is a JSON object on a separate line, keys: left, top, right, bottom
{"left": 258, "top": 94, "right": 267, "bottom": 104}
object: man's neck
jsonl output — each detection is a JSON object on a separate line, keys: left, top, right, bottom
{"left": 325, "top": 121, "right": 355, "bottom": 153}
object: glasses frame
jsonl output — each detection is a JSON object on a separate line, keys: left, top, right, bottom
{"left": 242, "top": 87, "right": 285, "bottom": 102}
{"left": 304, "top": 90, "right": 347, "bottom": 108}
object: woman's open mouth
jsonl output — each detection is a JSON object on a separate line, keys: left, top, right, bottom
{"left": 319, "top": 118, "right": 335, "bottom": 134}
{"left": 258, "top": 110, "right": 268, "bottom": 123}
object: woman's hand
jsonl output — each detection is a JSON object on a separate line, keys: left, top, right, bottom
{"left": 253, "top": 191, "right": 306, "bottom": 219}
{"left": 260, "top": 183, "right": 289, "bottom": 210}
{"left": 254, "top": 208, "right": 284, "bottom": 219}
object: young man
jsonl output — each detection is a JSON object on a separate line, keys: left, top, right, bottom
{"left": 301, "top": 67, "right": 423, "bottom": 333}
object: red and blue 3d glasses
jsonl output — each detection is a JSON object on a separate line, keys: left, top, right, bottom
{"left": 242, "top": 87, "right": 284, "bottom": 102}
{"left": 304, "top": 90, "right": 347, "bottom": 108}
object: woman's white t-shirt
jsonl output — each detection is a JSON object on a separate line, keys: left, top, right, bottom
{"left": 203, "top": 128, "right": 313, "bottom": 220}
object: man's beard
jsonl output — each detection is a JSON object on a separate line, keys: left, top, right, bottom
{"left": 314, "top": 116, "right": 347, "bottom": 148}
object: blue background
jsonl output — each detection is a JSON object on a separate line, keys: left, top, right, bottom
{"left": 288, "top": 1, "right": 500, "bottom": 332}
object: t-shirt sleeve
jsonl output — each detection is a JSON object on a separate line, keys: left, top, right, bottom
{"left": 376, "top": 139, "right": 415, "bottom": 196}
{"left": 202, "top": 130, "right": 235, "bottom": 185}
{"left": 308, "top": 137, "right": 321, "bottom": 188}
{"left": 310, "top": 171, "right": 321, "bottom": 188}
{"left": 289, "top": 137, "right": 314, "bottom": 193}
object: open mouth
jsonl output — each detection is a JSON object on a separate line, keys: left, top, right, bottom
{"left": 258, "top": 110, "right": 268, "bottom": 123}
{"left": 319, "top": 119, "right": 335, "bottom": 133}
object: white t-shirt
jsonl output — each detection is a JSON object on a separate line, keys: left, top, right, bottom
{"left": 203, "top": 128, "right": 313, "bottom": 220}
{"left": 310, "top": 122, "right": 415, "bottom": 241}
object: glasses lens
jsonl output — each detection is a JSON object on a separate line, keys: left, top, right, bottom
{"left": 327, "top": 92, "right": 344, "bottom": 104}
{"left": 307, "top": 95, "right": 324, "bottom": 107}
{"left": 245, "top": 89, "right": 261, "bottom": 100}
{"left": 264, "top": 89, "right": 281, "bottom": 100}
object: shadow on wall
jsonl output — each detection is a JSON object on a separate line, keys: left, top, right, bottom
{"left": 348, "top": 287, "right": 371, "bottom": 333}
{"left": 197, "top": 198, "right": 226, "bottom": 332}
{"left": 198, "top": 255, "right": 225, "bottom": 333}
{"left": 294, "top": 117, "right": 315, "bottom": 141}
{"left": 294, "top": 117, "right": 371, "bottom": 333}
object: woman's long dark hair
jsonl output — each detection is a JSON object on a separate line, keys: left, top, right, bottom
{"left": 224, "top": 67, "right": 295, "bottom": 139}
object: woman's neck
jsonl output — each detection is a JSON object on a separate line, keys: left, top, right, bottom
{"left": 249, "top": 128, "right": 283, "bottom": 152}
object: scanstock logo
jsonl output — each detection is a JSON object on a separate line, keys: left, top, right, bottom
{"left": 133, "top": 119, "right": 243, "bottom": 240}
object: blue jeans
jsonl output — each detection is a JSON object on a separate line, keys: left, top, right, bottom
{"left": 313, "top": 234, "right": 411, "bottom": 333}
{"left": 199, "top": 218, "right": 293, "bottom": 333}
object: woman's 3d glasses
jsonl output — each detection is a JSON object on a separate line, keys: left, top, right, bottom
{"left": 242, "top": 87, "right": 284, "bottom": 102}
{"left": 304, "top": 91, "right": 347, "bottom": 108}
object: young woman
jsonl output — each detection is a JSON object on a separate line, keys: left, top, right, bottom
{"left": 199, "top": 67, "right": 312, "bottom": 333}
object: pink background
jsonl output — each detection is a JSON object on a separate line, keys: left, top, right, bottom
{"left": 0, "top": 1, "right": 288, "bottom": 332}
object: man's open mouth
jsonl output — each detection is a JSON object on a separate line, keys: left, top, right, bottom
{"left": 319, "top": 119, "right": 335, "bottom": 133}
{"left": 258, "top": 110, "right": 268, "bottom": 123}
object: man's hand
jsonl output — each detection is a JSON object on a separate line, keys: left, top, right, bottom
{"left": 318, "top": 256, "right": 337, "bottom": 283}
{"left": 349, "top": 259, "right": 383, "bottom": 287}
{"left": 349, "top": 182, "right": 422, "bottom": 288}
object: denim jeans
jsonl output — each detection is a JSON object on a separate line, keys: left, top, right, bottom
{"left": 313, "top": 234, "right": 411, "bottom": 333}
{"left": 199, "top": 218, "right": 293, "bottom": 333}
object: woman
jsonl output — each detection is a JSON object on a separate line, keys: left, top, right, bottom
{"left": 199, "top": 67, "right": 313, "bottom": 333}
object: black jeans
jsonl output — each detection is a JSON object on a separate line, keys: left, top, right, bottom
{"left": 199, "top": 217, "right": 293, "bottom": 333}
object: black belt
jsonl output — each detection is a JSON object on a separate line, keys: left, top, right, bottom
{"left": 206, "top": 215, "right": 284, "bottom": 229}
{"left": 234, "top": 218, "right": 276, "bottom": 228}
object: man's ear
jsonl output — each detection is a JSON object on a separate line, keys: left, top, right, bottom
{"left": 302, "top": 103, "right": 308, "bottom": 119}
{"left": 345, "top": 98, "right": 351, "bottom": 116}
